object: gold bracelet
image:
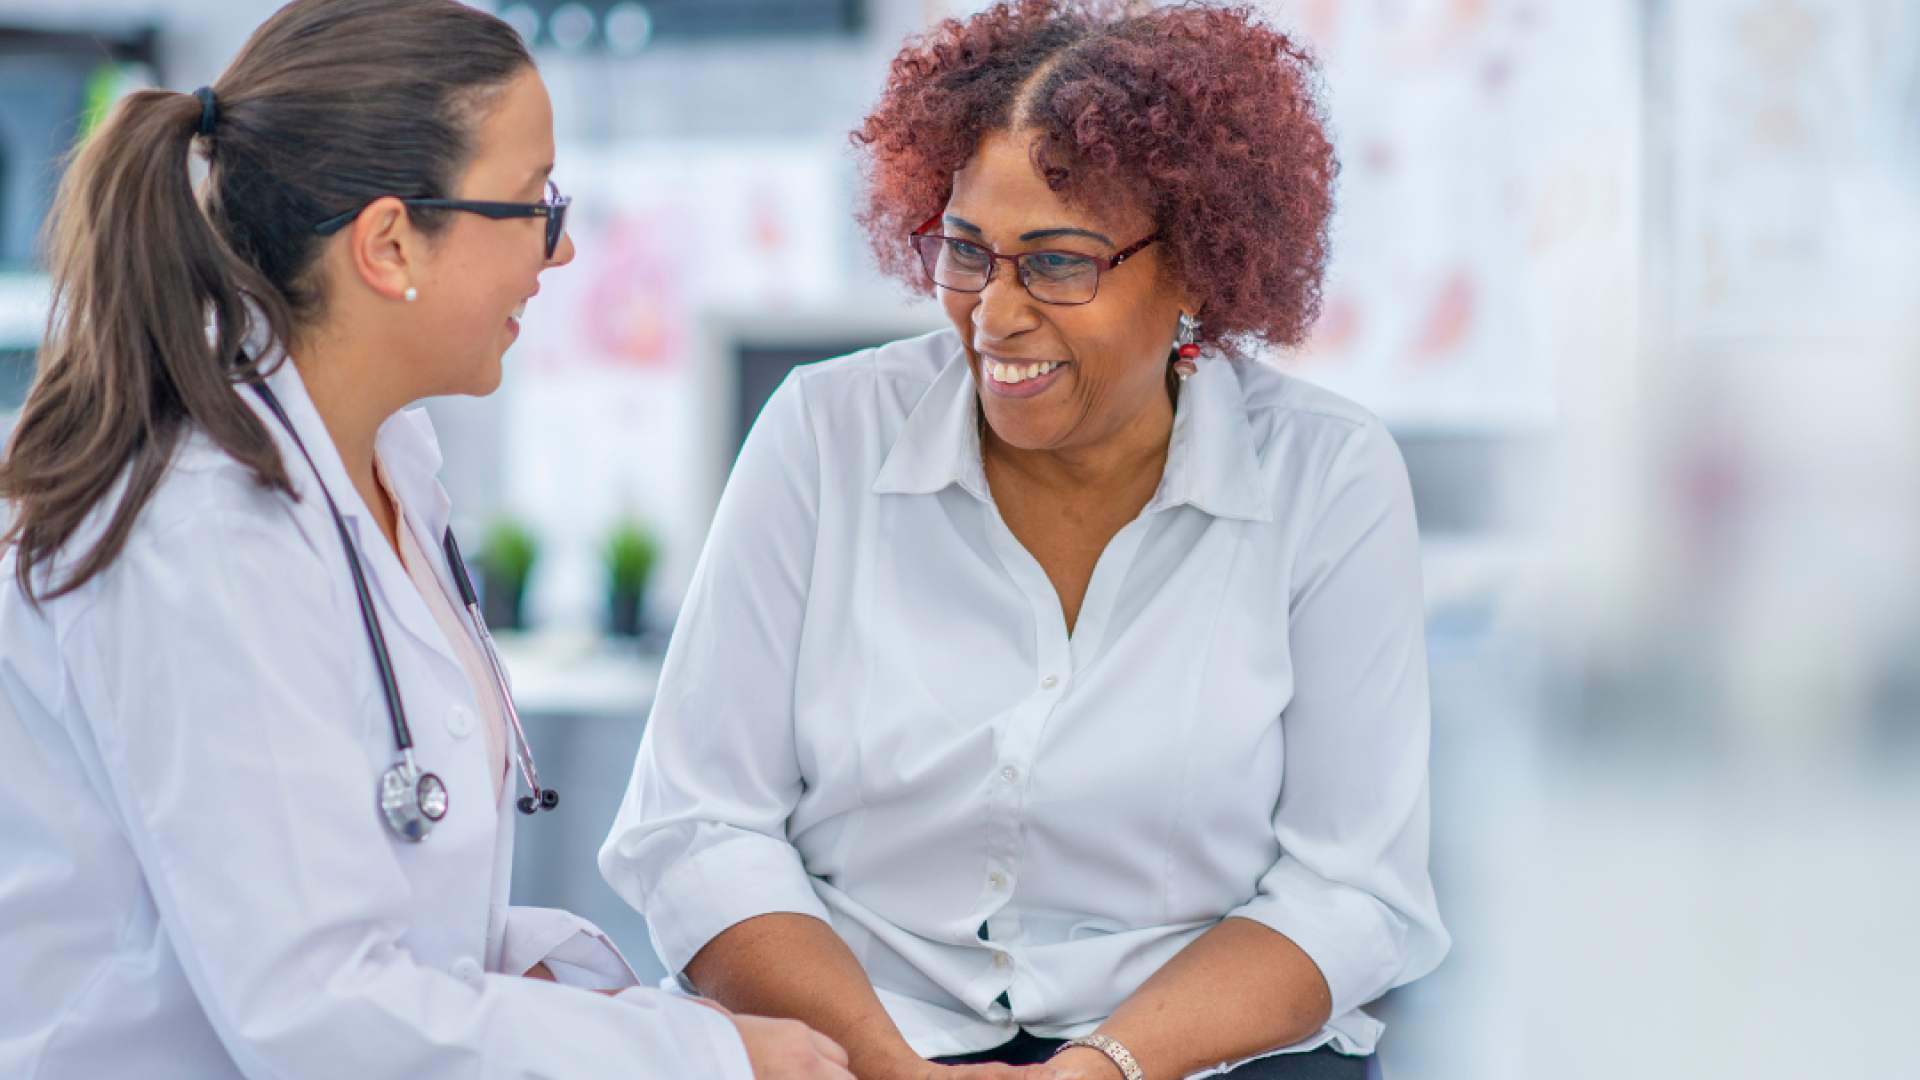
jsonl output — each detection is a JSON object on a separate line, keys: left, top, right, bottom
{"left": 1054, "top": 1034, "right": 1146, "bottom": 1080}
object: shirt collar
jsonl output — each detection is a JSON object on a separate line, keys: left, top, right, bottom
{"left": 872, "top": 344, "right": 992, "bottom": 503}
{"left": 872, "top": 346, "right": 1272, "bottom": 524}
{"left": 1145, "top": 358, "right": 1272, "bottom": 523}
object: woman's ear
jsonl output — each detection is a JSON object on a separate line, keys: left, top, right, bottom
{"left": 344, "top": 196, "right": 422, "bottom": 303}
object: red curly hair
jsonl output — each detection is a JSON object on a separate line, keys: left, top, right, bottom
{"left": 853, "top": 0, "right": 1336, "bottom": 353}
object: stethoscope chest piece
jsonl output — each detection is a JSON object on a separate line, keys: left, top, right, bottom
{"left": 380, "top": 754, "right": 449, "bottom": 843}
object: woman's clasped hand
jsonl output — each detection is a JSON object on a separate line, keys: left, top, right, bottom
{"left": 728, "top": 1014, "right": 858, "bottom": 1080}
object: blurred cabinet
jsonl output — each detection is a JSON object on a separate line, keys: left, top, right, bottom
{"left": 0, "top": 27, "right": 155, "bottom": 267}
{"left": 0, "top": 26, "right": 156, "bottom": 421}
{"left": 498, "top": 633, "right": 670, "bottom": 983}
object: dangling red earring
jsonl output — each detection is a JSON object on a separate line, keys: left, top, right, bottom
{"left": 1173, "top": 313, "right": 1200, "bottom": 379}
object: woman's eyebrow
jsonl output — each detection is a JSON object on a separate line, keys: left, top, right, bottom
{"left": 1019, "top": 227, "right": 1112, "bottom": 245}
{"left": 943, "top": 216, "right": 1114, "bottom": 246}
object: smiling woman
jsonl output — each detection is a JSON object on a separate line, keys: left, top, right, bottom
{"left": 600, "top": 3, "right": 1445, "bottom": 1080}
{"left": 856, "top": 0, "right": 1337, "bottom": 357}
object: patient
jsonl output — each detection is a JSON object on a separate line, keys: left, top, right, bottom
{"left": 601, "top": 1, "right": 1448, "bottom": 1077}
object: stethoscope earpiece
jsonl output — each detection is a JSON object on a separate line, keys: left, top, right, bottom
{"left": 516, "top": 788, "right": 560, "bottom": 815}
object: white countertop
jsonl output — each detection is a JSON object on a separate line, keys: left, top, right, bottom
{"left": 491, "top": 629, "right": 660, "bottom": 718}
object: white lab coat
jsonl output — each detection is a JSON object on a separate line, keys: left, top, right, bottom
{"left": 0, "top": 357, "right": 753, "bottom": 1080}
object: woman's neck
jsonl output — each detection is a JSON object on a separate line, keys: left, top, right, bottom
{"left": 981, "top": 392, "right": 1175, "bottom": 500}
{"left": 289, "top": 336, "right": 407, "bottom": 557}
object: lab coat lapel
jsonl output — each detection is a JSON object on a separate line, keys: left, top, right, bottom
{"left": 247, "top": 361, "right": 466, "bottom": 677}
{"left": 376, "top": 409, "right": 452, "bottom": 543}
{"left": 375, "top": 409, "right": 476, "bottom": 644}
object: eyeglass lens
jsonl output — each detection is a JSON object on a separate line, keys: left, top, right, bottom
{"left": 544, "top": 182, "right": 568, "bottom": 261}
{"left": 913, "top": 235, "right": 1102, "bottom": 305}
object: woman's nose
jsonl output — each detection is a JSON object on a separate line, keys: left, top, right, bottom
{"left": 549, "top": 229, "right": 577, "bottom": 268}
{"left": 972, "top": 262, "right": 1039, "bottom": 339}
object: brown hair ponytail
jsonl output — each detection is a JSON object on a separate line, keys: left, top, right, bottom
{"left": 0, "top": 0, "right": 531, "bottom": 603}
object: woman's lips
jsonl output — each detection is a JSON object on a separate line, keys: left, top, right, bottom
{"left": 981, "top": 356, "right": 1068, "bottom": 399}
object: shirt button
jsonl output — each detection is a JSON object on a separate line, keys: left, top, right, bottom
{"left": 445, "top": 705, "right": 476, "bottom": 738}
{"left": 1041, "top": 674, "right": 1058, "bottom": 690}
{"left": 999, "top": 765, "right": 1019, "bottom": 784}
{"left": 450, "top": 957, "right": 485, "bottom": 989}
{"left": 992, "top": 952, "right": 1011, "bottom": 969}
{"left": 989, "top": 871, "right": 1008, "bottom": 890}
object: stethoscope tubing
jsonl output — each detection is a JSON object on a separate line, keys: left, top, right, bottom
{"left": 442, "top": 529, "right": 551, "bottom": 813}
{"left": 253, "top": 382, "right": 416, "bottom": 753}
{"left": 251, "top": 380, "right": 553, "bottom": 837}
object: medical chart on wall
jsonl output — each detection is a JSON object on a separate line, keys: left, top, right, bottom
{"left": 1262, "top": 0, "right": 1641, "bottom": 431}
{"left": 1671, "top": 0, "right": 1920, "bottom": 342}
{"left": 501, "top": 141, "right": 844, "bottom": 625}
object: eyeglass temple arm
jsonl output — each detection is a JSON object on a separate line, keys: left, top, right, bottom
{"left": 1105, "top": 235, "right": 1159, "bottom": 267}
{"left": 316, "top": 195, "right": 558, "bottom": 236}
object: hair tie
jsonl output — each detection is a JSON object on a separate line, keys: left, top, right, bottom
{"left": 192, "top": 87, "right": 218, "bottom": 137}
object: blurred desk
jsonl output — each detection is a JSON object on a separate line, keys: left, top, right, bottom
{"left": 492, "top": 628, "right": 659, "bottom": 716}
{"left": 494, "top": 630, "right": 670, "bottom": 984}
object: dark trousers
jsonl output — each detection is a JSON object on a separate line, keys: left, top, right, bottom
{"left": 933, "top": 1030, "right": 1376, "bottom": 1079}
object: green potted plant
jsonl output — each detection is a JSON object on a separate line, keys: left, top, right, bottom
{"left": 477, "top": 517, "right": 539, "bottom": 631}
{"left": 602, "top": 518, "right": 659, "bottom": 638}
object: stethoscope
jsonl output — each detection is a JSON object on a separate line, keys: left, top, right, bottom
{"left": 253, "top": 382, "right": 557, "bottom": 843}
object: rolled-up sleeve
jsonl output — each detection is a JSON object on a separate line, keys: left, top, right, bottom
{"left": 1227, "top": 418, "right": 1450, "bottom": 1020}
{"left": 599, "top": 372, "right": 832, "bottom": 974}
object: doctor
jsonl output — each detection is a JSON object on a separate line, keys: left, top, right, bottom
{"left": 0, "top": 1, "right": 850, "bottom": 1078}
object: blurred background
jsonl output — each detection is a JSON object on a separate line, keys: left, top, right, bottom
{"left": 3, "top": 0, "right": 1919, "bottom": 1076}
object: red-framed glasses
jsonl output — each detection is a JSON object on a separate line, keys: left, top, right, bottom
{"left": 909, "top": 214, "right": 1157, "bottom": 306}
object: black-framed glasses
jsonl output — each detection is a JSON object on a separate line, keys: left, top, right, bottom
{"left": 909, "top": 214, "right": 1157, "bottom": 306}
{"left": 314, "top": 180, "right": 571, "bottom": 261}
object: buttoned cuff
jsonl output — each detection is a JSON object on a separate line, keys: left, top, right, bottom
{"left": 1226, "top": 857, "right": 1410, "bottom": 1020}
{"left": 616, "top": 827, "right": 833, "bottom": 974}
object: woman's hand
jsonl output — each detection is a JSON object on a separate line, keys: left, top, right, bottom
{"left": 685, "top": 913, "right": 935, "bottom": 1080}
{"left": 731, "top": 1013, "right": 857, "bottom": 1080}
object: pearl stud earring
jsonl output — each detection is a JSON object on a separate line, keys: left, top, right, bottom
{"left": 403, "top": 287, "right": 419, "bottom": 303}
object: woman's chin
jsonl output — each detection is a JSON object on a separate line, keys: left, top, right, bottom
{"left": 981, "top": 408, "right": 1069, "bottom": 453}
{"left": 461, "top": 354, "right": 506, "bottom": 398}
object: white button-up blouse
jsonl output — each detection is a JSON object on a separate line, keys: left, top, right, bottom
{"left": 601, "top": 329, "right": 1448, "bottom": 1066}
